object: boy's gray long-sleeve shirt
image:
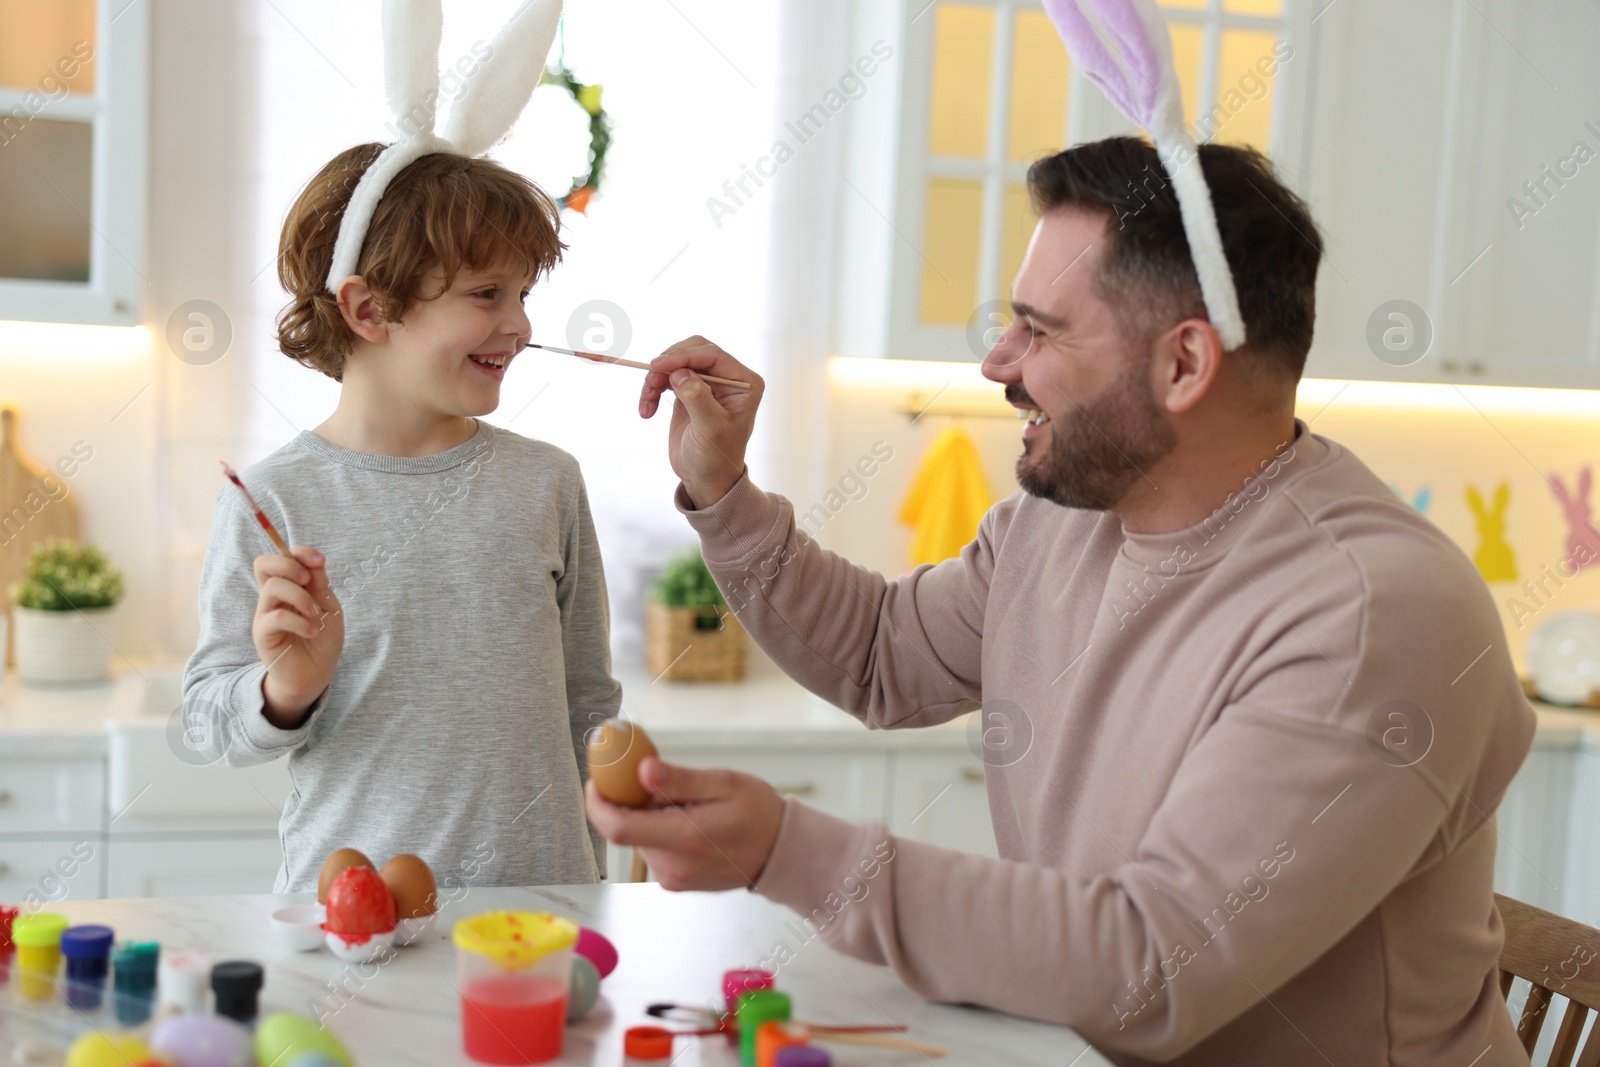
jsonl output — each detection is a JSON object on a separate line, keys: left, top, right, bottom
{"left": 182, "top": 420, "right": 621, "bottom": 892}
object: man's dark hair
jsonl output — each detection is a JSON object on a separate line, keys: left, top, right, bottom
{"left": 1026, "top": 137, "right": 1322, "bottom": 384}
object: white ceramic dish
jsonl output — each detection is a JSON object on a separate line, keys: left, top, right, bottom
{"left": 270, "top": 904, "right": 326, "bottom": 952}
{"left": 1527, "top": 610, "right": 1600, "bottom": 704}
{"left": 323, "top": 927, "right": 396, "bottom": 963}
{"left": 393, "top": 911, "right": 437, "bottom": 947}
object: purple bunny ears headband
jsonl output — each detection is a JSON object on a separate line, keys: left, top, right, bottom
{"left": 324, "top": 0, "right": 564, "bottom": 293}
{"left": 1040, "top": 0, "right": 1247, "bottom": 350}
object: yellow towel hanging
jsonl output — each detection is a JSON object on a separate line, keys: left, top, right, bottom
{"left": 898, "top": 426, "right": 994, "bottom": 567}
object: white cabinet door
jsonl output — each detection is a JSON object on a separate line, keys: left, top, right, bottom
{"left": 0, "top": 837, "right": 104, "bottom": 904}
{"left": 1561, "top": 745, "right": 1600, "bottom": 928}
{"left": 0, "top": 757, "right": 104, "bottom": 835}
{"left": 1303, "top": 0, "right": 1600, "bottom": 388}
{"left": 888, "top": 753, "right": 996, "bottom": 857}
{"left": 107, "top": 725, "right": 291, "bottom": 833}
{"left": 106, "top": 836, "right": 282, "bottom": 898}
{"left": 671, "top": 750, "right": 889, "bottom": 823}
{"left": 1495, "top": 747, "right": 1572, "bottom": 914}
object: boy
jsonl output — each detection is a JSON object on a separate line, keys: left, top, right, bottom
{"left": 183, "top": 144, "right": 620, "bottom": 892}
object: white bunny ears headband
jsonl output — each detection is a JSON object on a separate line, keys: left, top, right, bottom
{"left": 1040, "top": 0, "right": 1247, "bottom": 350}
{"left": 324, "top": 0, "right": 564, "bottom": 292}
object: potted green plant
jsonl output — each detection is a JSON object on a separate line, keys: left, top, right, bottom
{"left": 645, "top": 549, "right": 747, "bottom": 682}
{"left": 9, "top": 538, "right": 124, "bottom": 684}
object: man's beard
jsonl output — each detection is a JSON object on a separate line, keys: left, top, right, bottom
{"left": 1014, "top": 356, "right": 1177, "bottom": 511}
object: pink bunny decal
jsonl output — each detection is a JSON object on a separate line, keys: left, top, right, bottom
{"left": 1464, "top": 482, "right": 1518, "bottom": 583}
{"left": 1548, "top": 466, "right": 1600, "bottom": 572}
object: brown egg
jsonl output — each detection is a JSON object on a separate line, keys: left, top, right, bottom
{"left": 317, "top": 848, "right": 374, "bottom": 904}
{"left": 587, "top": 718, "right": 658, "bottom": 808}
{"left": 380, "top": 854, "right": 438, "bottom": 919}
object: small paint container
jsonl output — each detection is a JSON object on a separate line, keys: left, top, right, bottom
{"left": 60, "top": 924, "right": 114, "bottom": 1010}
{"left": 736, "top": 989, "right": 792, "bottom": 1067}
{"left": 211, "top": 960, "right": 264, "bottom": 1024}
{"left": 13, "top": 912, "right": 69, "bottom": 1000}
{"left": 270, "top": 904, "right": 326, "bottom": 952}
{"left": 622, "top": 1025, "right": 675, "bottom": 1060}
{"left": 755, "top": 1020, "right": 808, "bottom": 1067}
{"left": 774, "top": 1047, "right": 831, "bottom": 1067}
{"left": 111, "top": 941, "right": 160, "bottom": 1025}
{"left": 157, "top": 948, "right": 211, "bottom": 1015}
{"left": 454, "top": 910, "right": 577, "bottom": 1065}
{"left": 723, "top": 967, "right": 775, "bottom": 1015}
{"left": 0, "top": 904, "right": 19, "bottom": 948}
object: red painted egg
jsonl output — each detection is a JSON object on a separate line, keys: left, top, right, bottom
{"left": 323, "top": 866, "right": 397, "bottom": 936}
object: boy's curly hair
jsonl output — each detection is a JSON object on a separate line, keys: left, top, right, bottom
{"left": 276, "top": 145, "right": 566, "bottom": 381}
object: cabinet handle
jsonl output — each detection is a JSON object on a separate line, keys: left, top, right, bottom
{"left": 774, "top": 783, "right": 817, "bottom": 797}
{"left": 962, "top": 769, "right": 985, "bottom": 784}
{"left": 0, "top": 863, "right": 10, "bottom": 878}
{"left": 0, "top": 790, "right": 11, "bottom": 806}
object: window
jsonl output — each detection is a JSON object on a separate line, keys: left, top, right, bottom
{"left": 0, "top": 0, "right": 147, "bottom": 326}
{"left": 888, "top": 0, "right": 1298, "bottom": 358}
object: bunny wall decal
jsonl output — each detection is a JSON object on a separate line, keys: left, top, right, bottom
{"left": 1465, "top": 482, "right": 1518, "bottom": 583}
{"left": 1039, "top": 0, "right": 1247, "bottom": 350}
{"left": 1548, "top": 466, "right": 1600, "bottom": 573}
{"left": 1388, "top": 484, "right": 1432, "bottom": 513}
{"left": 324, "top": 0, "right": 564, "bottom": 291}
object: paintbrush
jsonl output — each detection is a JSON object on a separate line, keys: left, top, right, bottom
{"left": 220, "top": 461, "right": 295, "bottom": 559}
{"left": 526, "top": 343, "right": 752, "bottom": 390}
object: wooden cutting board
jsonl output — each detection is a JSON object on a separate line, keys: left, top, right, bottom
{"left": 0, "top": 405, "right": 81, "bottom": 665}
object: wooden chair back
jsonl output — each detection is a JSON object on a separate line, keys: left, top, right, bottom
{"left": 1497, "top": 892, "right": 1600, "bottom": 1066}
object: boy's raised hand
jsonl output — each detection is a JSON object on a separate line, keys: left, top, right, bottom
{"left": 251, "top": 546, "right": 344, "bottom": 728}
{"left": 640, "top": 336, "right": 764, "bottom": 510}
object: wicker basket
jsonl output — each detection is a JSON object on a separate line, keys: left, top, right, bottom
{"left": 645, "top": 601, "right": 748, "bottom": 682}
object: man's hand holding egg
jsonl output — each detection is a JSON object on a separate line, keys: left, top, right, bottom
{"left": 584, "top": 718, "right": 786, "bottom": 892}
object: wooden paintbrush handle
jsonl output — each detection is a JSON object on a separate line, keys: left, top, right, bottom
{"left": 807, "top": 1029, "right": 947, "bottom": 1056}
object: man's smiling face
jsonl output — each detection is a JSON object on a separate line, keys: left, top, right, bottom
{"left": 981, "top": 207, "right": 1177, "bottom": 511}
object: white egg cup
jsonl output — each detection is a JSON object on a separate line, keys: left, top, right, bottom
{"left": 393, "top": 912, "right": 437, "bottom": 947}
{"left": 323, "top": 927, "right": 397, "bottom": 963}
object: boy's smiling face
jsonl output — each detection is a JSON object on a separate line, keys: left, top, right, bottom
{"left": 374, "top": 258, "right": 537, "bottom": 418}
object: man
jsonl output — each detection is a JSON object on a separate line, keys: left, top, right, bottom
{"left": 586, "top": 137, "right": 1535, "bottom": 1065}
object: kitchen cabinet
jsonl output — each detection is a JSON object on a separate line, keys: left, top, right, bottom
{"left": 0, "top": 0, "right": 147, "bottom": 325}
{"left": 106, "top": 834, "right": 282, "bottom": 898}
{"left": 0, "top": 754, "right": 103, "bottom": 836}
{"left": 1301, "top": 0, "right": 1600, "bottom": 387}
{"left": 888, "top": 752, "right": 998, "bottom": 857}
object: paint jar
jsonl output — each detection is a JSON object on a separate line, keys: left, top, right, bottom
{"left": 453, "top": 910, "right": 577, "bottom": 1065}
{"left": 60, "top": 924, "right": 114, "bottom": 1010}
{"left": 111, "top": 941, "right": 160, "bottom": 1025}
{"left": 211, "top": 960, "right": 264, "bottom": 1024}
{"left": 736, "top": 989, "right": 792, "bottom": 1067}
{"left": 157, "top": 949, "right": 211, "bottom": 1015}
{"left": 723, "top": 967, "right": 775, "bottom": 1015}
{"left": 755, "top": 1020, "right": 808, "bottom": 1067}
{"left": 13, "top": 912, "right": 69, "bottom": 1000}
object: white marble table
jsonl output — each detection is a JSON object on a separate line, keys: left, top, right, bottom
{"left": 3, "top": 883, "right": 1109, "bottom": 1066}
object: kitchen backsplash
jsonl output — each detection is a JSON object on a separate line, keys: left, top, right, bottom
{"left": 820, "top": 360, "right": 1600, "bottom": 674}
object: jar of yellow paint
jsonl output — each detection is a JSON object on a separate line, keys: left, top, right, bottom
{"left": 13, "top": 912, "right": 69, "bottom": 1000}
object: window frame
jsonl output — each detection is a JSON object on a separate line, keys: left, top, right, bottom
{"left": 0, "top": 0, "right": 148, "bottom": 327}
{"left": 885, "top": 0, "right": 1311, "bottom": 361}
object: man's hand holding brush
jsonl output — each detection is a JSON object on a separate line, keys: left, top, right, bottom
{"left": 251, "top": 547, "right": 344, "bottom": 729}
{"left": 640, "top": 336, "right": 764, "bottom": 510}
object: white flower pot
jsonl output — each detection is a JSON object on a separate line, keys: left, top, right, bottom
{"left": 13, "top": 606, "right": 117, "bottom": 685}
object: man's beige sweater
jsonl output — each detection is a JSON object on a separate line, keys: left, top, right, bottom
{"left": 679, "top": 421, "right": 1535, "bottom": 1065}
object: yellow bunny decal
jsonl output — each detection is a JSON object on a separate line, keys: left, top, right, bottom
{"left": 1465, "top": 482, "right": 1518, "bottom": 582}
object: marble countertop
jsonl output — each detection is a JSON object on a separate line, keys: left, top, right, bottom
{"left": 1, "top": 883, "right": 1107, "bottom": 1066}
{"left": 3, "top": 659, "right": 1599, "bottom": 758}
{"left": 0, "top": 659, "right": 980, "bottom": 756}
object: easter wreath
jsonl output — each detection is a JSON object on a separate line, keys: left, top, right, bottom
{"left": 539, "top": 61, "right": 611, "bottom": 214}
